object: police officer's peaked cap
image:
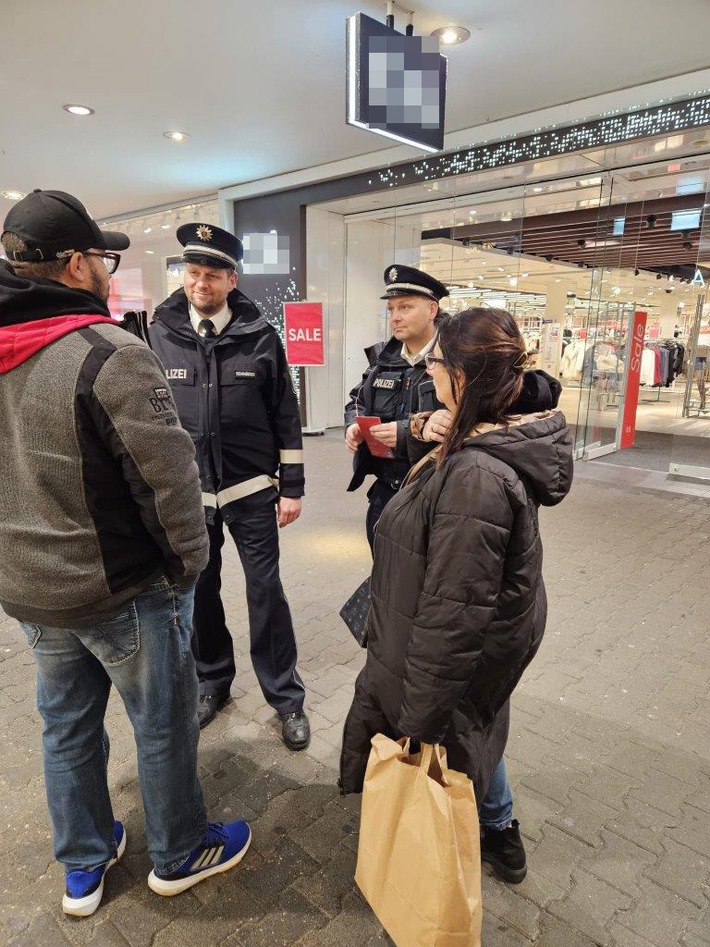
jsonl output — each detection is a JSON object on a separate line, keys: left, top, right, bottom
{"left": 381, "top": 264, "right": 449, "bottom": 303}
{"left": 177, "top": 222, "right": 243, "bottom": 269}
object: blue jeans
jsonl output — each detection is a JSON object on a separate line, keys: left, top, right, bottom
{"left": 22, "top": 577, "right": 208, "bottom": 874}
{"left": 478, "top": 758, "right": 514, "bottom": 829}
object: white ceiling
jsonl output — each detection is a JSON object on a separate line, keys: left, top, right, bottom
{"left": 421, "top": 238, "right": 705, "bottom": 312}
{"left": 3, "top": 0, "right": 710, "bottom": 223}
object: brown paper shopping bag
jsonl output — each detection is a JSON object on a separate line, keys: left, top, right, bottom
{"left": 355, "top": 734, "right": 482, "bottom": 947}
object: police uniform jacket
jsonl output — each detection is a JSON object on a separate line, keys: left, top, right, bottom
{"left": 345, "top": 335, "right": 439, "bottom": 492}
{"left": 150, "top": 287, "right": 304, "bottom": 525}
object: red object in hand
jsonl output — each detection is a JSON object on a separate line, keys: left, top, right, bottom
{"left": 356, "top": 416, "right": 395, "bottom": 459}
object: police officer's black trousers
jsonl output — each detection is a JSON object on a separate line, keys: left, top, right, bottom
{"left": 365, "top": 480, "right": 398, "bottom": 554}
{"left": 191, "top": 492, "right": 305, "bottom": 715}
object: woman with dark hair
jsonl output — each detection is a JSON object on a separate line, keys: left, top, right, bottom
{"left": 339, "top": 307, "right": 573, "bottom": 839}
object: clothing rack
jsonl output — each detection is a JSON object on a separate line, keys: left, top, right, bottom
{"left": 639, "top": 339, "right": 684, "bottom": 404}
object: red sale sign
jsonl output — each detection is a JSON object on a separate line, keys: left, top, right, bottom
{"left": 619, "top": 310, "right": 647, "bottom": 450}
{"left": 283, "top": 302, "right": 325, "bottom": 366}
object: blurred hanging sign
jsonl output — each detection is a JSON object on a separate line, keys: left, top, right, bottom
{"left": 619, "top": 310, "right": 648, "bottom": 450}
{"left": 283, "top": 302, "right": 325, "bottom": 366}
{"left": 690, "top": 267, "right": 705, "bottom": 287}
{"left": 242, "top": 232, "right": 290, "bottom": 275}
{"left": 346, "top": 12, "right": 447, "bottom": 153}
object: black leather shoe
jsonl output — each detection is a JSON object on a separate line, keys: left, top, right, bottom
{"left": 280, "top": 711, "right": 311, "bottom": 751}
{"left": 480, "top": 819, "right": 527, "bottom": 883}
{"left": 197, "top": 693, "right": 230, "bottom": 730}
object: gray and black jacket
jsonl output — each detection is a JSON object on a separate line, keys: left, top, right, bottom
{"left": 0, "top": 261, "right": 208, "bottom": 628}
{"left": 150, "top": 287, "right": 304, "bottom": 525}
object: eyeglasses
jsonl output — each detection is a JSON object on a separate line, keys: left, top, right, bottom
{"left": 83, "top": 251, "right": 121, "bottom": 275}
{"left": 424, "top": 353, "right": 447, "bottom": 369}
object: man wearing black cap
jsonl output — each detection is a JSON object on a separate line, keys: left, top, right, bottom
{"left": 344, "top": 263, "right": 448, "bottom": 550}
{"left": 0, "top": 191, "right": 251, "bottom": 916}
{"left": 150, "top": 223, "right": 309, "bottom": 748}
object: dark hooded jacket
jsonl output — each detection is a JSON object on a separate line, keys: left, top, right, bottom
{"left": 149, "top": 287, "right": 304, "bottom": 525}
{"left": 339, "top": 409, "right": 573, "bottom": 800}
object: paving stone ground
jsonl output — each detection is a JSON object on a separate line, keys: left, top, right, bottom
{"left": 1, "top": 430, "right": 709, "bottom": 947}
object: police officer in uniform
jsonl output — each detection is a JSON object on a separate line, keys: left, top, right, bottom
{"left": 345, "top": 264, "right": 447, "bottom": 551}
{"left": 150, "top": 224, "right": 310, "bottom": 750}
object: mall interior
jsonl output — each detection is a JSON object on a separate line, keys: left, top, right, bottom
{"left": 83, "top": 113, "right": 710, "bottom": 486}
{"left": 2, "top": 3, "right": 710, "bottom": 946}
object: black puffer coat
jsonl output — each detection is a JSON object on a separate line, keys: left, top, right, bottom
{"left": 339, "top": 410, "right": 573, "bottom": 801}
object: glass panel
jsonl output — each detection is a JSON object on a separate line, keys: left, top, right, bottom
{"left": 577, "top": 157, "right": 709, "bottom": 476}
{"left": 342, "top": 165, "right": 416, "bottom": 409}
{"left": 669, "top": 168, "right": 710, "bottom": 480}
{"left": 97, "top": 198, "right": 219, "bottom": 317}
{"left": 578, "top": 173, "right": 644, "bottom": 459}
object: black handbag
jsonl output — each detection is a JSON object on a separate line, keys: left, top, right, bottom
{"left": 339, "top": 576, "right": 371, "bottom": 648}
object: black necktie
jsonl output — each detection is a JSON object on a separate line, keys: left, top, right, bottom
{"left": 198, "top": 318, "right": 216, "bottom": 339}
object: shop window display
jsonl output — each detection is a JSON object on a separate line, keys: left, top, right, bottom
{"left": 98, "top": 199, "right": 220, "bottom": 319}
{"left": 318, "top": 142, "right": 710, "bottom": 478}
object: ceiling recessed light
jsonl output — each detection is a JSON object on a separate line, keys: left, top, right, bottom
{"left": 143, "top": 226, "right": 153, "bottom": 234}
{"left": 145, "top": 250, "right": 155, "bottom": 255}
{"left": 431, "top": 25, "right": 471, "bottom": 46}
{"left": 1, "top": 189, "right": 25, "bottom": 201}
{"left": 533, "top": 186, "right": 544, "bottom": 193}
{"left": 164, "top": 131, "right": 190, "bottom": 143}
{"left": 63, "top": 104, "right": 95, "bottom": 116}
{"left": 161, "top": 222, "right": 171, "bottom": 229}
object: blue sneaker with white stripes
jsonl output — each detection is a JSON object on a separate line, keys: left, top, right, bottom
{"left": 147, "top": 821, "right": 251, "bottom": 896}
{"left": 62, "top": 820, "right": 126, "bottom": 917}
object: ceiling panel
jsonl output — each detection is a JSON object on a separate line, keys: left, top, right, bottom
{"left": 2, "top": 0, "right": 710, "bottom": 220}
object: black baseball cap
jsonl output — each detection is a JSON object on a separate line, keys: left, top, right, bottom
{"left": 1, "top": 189, "right": 129, "bottom": 263}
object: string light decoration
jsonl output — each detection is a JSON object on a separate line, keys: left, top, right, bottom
{"left": 368, "top": 94, "right": 710, "bottom": 190}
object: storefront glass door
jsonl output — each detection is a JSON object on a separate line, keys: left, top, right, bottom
{"left": 670, "top": 173, "right": 710, "bottom": 480}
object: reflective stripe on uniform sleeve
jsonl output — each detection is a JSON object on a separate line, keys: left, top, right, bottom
{"left": 216, "top": 476, "right": 279, "bottom": 506}
{"left": 279, "top": 450, "right": 304, "bottom": 464}
{"left": 202, "top": 492, "right": 217, "bottom": 508}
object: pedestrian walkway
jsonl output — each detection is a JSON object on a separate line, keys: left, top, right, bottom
{"left": 1, "top": 431, "right": 708, "bottom": 947}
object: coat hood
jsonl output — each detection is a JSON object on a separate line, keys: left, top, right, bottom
{"left": 0, "top": 258, "right": 111, "bottom": 325}
{"left": 463, "top": 410, "right": 573, "bottom": 506}
{"left": 153, "top": 286, "right": 270, "bottom": 337}
{"left": 0, "top": 259, "right": 115, "bottom": 372}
